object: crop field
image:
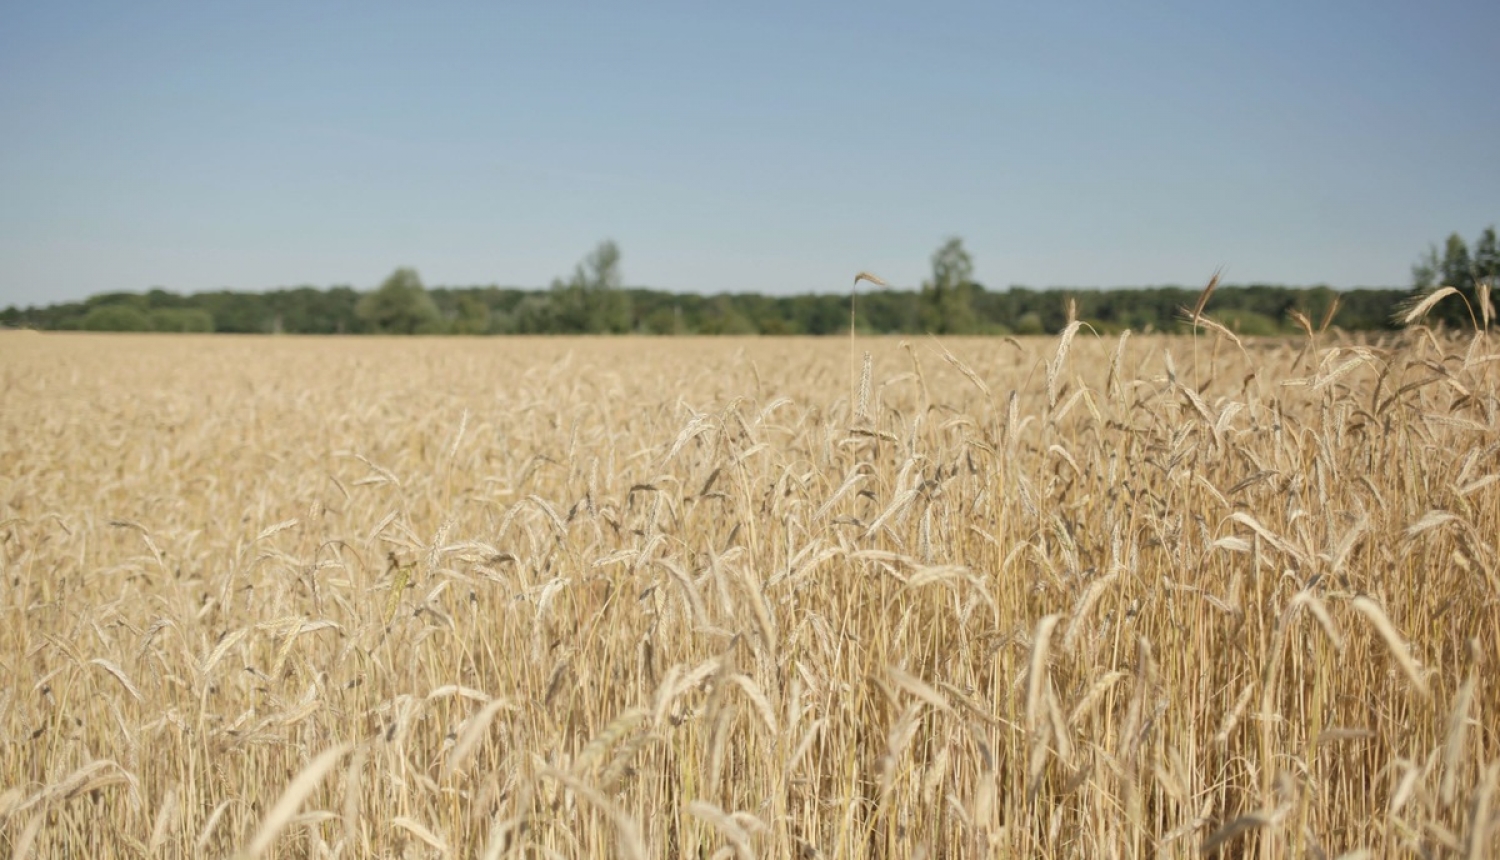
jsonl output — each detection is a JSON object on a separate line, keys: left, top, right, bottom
{"left": 2, "top": 323, "right": 1499, "bottom": 858}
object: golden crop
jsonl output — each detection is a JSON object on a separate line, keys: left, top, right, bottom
{"left": 1, "top": 328, "right": 1497, "bottom": 858}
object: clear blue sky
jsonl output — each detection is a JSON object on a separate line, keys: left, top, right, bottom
{"left": 2, "top": 1, "right": 1496, "bottom": 307}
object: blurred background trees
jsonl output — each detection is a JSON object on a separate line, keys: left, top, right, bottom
{"left": 10, "top": 231, "right": 1492, "bottom": 336}
{"left": 923, "top": 238, "right": 977, "bottom": 334}
{"left": 1410, "top": 225, "right": 1498, "bottom": 327}
{"left": 550, "top": 241, "right": 632, "bottom": 334}
{"left": 355, "top": 268, "right": 443, "bottom": 334}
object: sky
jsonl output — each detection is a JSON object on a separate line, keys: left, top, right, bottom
{"left": 2, "top": 1, "right": 1497, "bottom": 308}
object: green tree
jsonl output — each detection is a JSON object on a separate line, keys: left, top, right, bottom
{"left": 512, "top": 294, "right": 557, "bottom": 333}
{"left": 82, "top": 305, "right": 152, "bottom": 331}
{"left": 4, "top": 278, "right": 1423, "bottom": 337}
{"left": 356, "top": 268, "right": 443, "bottom": 334}
{"left": 1215, "top": 309, "right": 1281, "bottom": 336}
{"left": 699, "top": 295, "right": 756, "bottom": 334}
{"left": 195, "top": 290, "right": 271, "bottom": 332}
{"left": 552, "top": 241, "right": 631, "bottom": 333}
{"left": 86, "top": 292, "right": 149, "bottom": 313}
{"left": 145, "top": 288, "right": 189, "bottom": 309}
{"left": 583, "top": 240, "right": 623, "bottom": 291}
{"left": 1013, "top": 311, "right": 1044, "bottom": 335}
{"left": 149, "top": 308, "right": 214, "bottom": 332}
{"left": 1474, "top": 227, "right": 1498, "bottom": 285}
{"left": 922, "top": 238, "right": 977, "bottom": 334}
{"left": 1409, "top": 229, "right": 1496, "bottom": 328}
{"left": 1440, "top": 233, "right": 1473, "bottom": 292}
{"left": 452, "top": 293, "right": 492, "bottom": 334}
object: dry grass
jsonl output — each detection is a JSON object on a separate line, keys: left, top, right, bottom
{"left": 1, "top": 325, "right": 1498, "bottom": 858}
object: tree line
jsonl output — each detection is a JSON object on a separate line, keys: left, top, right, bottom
{"left": 4, "top": 231, "right": 1493, "bottom": 336}
{"left": 1411, "top": 226, "right": 1499, "bottom": 328}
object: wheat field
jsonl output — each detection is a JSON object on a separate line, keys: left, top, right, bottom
{"left": 1, "top": 325, "right": 1498, "bottom": 859}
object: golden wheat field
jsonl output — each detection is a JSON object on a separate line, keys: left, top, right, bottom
{"left": 1, "top": 325, "right": 1498, "bottom": 859}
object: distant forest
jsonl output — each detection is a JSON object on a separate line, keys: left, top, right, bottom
{"left": 4, "top": 229, "right": 1494, "bottom": 336}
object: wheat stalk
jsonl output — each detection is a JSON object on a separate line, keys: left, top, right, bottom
{"left": 7, "top": 327, "right": 1496, "bottom": 857}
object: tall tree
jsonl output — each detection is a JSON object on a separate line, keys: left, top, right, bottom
{"left": 452, "top": 294, "right": 492, "bottom": 334}
{"left": 1440, "top": 233, "right": 1473, "bottom": 292}
{"left": 583, "top": 240, "right": 623, "bottom": 291}
{"left": 356, "top": 268, "right": 443, "bottom": 334}
{"left": 553, "top": 240, "right": 631, "bottom": 333}
{"left": 1473, "top": 226, "right": 1498, "bottom": 284}
{"left": 923, "top": 237, "right": 976, "bottom": 334}
{"left": 1412, "top": 229, "right": 1495, "bottom": 328}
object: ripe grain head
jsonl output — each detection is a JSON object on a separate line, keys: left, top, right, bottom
{"left": 1, "top": 329, "right": 1496, "bottom": 857}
